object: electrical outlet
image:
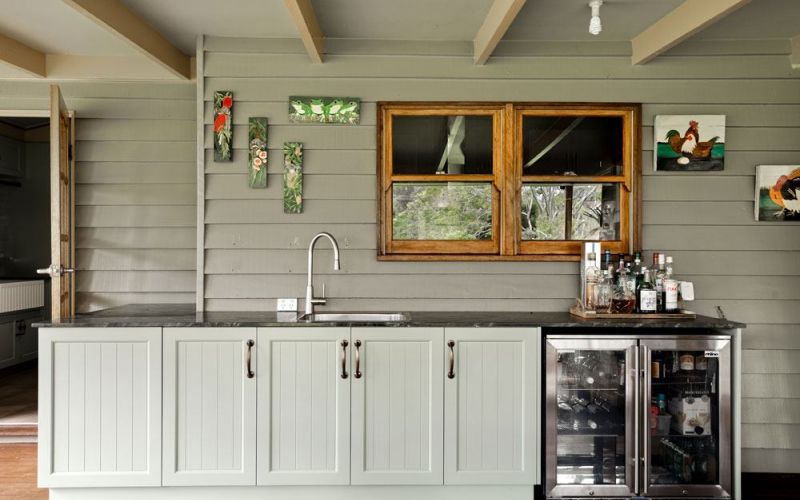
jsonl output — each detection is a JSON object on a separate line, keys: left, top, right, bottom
{"left": 277, "top": 298, "right": 298, "bottom": 312}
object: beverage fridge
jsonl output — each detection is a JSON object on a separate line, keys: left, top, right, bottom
{"left": 545, "top": 335, "right": 732, "bottom": 498}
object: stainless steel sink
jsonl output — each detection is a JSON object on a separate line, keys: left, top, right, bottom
{"left": 299, "top": 312, "right": 409, "bottom": 323}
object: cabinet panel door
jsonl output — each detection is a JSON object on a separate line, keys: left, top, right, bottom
{"left": 444, "top": 328, "right": 539, "bottom": 485}
{"left": 38, "top": 328, "right": 162, "bottom": 488}
{"left": 162, "top": 328, "right": 257, "bottom": 486}
{"left": 257, "top": 327, "right": 351, "bottom": 485}
{"left": 16, "top": 318, "right": 39, "bottom": 361}
{"left": 0, "top": 321, "right": 14, "bottom": 369}
{"left": 351, "top": 328, "right": 444, "bottom": 485}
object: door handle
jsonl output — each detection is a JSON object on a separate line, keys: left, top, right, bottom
{"left": 245, "top": 340, "right": 255, "bottom": 378}
{"left": 340, "top": 339, "right": 349, "bottom": 379}
{"left": 354, "top": 340, "right": 362, "bottom": 379}
{"left": 37, "top": 264, "right": 74, "bottom": 277}
{"left": 447, "top": 340, "right": 455, "bottom": 379}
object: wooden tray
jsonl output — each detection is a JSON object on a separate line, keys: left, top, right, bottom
{"left": 569, "top": 305, "right": 696, "bottom": 320}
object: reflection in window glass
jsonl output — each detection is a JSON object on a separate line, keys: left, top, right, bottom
{"left": 392, "top": 116, "right": 493, "bottom": 175}
{"left": 522, "top": 116, "right": 623, "bottom": 176}
{"left": 392, "top": 183, "right": 492, "bottom": 240}
{"left": 521, "top": 184, "right": 618, "bottom": 241}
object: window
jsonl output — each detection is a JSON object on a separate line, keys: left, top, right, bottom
{"left": 378, "top": 103, "right": 641, "bottom": 260}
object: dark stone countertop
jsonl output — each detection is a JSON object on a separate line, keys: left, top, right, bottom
{"left": 34, "top": 304, "right": 746, "bottom": 330}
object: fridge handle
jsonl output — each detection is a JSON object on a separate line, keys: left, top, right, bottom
{"left": 633, "top": 345, "right": 640, "bottom": 495}
{"left": 641, "top": 345, "right": 651, "bottom": 495}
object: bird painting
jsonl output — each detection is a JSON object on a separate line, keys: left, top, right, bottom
{"left": 665, "top": 120, "right": 720, "bottom": 164}
{"left": 288, "top": 96, "right": 360, "bottom": 124}
{"left": 757, "top": 165, "right": 800, "bottom": 221}
{"left": 756, "top": 165, "right": 800, "bottom": 221}
{"left": 654, "top": 115, "right": 725, "bottom": 171}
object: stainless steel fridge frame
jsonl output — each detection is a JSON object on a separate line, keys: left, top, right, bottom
{"left": 545, "top": 334, "right": 733, "bottom": 499}
{"left": 546, "top": 337, "right": 639, "bottom": 498}
{"left": 640, "top": 337, "right": 732, "bottom": 498}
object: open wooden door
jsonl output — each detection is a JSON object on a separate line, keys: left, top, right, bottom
{"left": 37, "top": 85, "right": 75, "bottom": 321}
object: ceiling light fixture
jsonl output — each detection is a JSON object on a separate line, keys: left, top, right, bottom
{"left": 589, "top": 0, "right": 603, "bottom": 36}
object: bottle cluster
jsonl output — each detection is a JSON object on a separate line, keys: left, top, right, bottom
{"left": 584, "top": 250, "right": 679, "bottom": 314}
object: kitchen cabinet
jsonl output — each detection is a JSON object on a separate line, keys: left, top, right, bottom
{"left": 15, "top": 317, "right": 39, "bottom": 361}
{"left": 350, "top": 328, "right": 444, "bottom": 485}
{"left": 0, "top": 134, "right": 23, "bottom": 178}
{"left": 162, "top": 328, "right": 257, "bottom": 486}
{"left": 0, "top": 321, "right": 14, "bottom": 368}
{"left": 257, "top": 327, "right": 351, "bottom": 485}
{"left": 38, "top": 328, "right": 162, "bottom": 488}
{"left": 444, "top": 327, "right": 539, "bottom": 485}
{"left": 0, "top": 311, "right": 42, "bottom": 369}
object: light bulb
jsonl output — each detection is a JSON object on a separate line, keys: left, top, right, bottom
{"left": 588, "top": 0, "right": 603, "bottom": 36}
{"left": 589, "top": 15, "right": 602, "bottom": 35}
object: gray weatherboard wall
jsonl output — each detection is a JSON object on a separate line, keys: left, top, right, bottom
{"left": 0, "top": 81, "right": 196, "bottom": 312}
{"left": 200, "top": 37, "right": 800, "bottom": 473}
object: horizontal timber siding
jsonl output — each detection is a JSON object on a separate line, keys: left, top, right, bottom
{"left": 0, "top": 81, "right": 196, "bottom": 312}
{"left": 201, "top": 37, "right": 800, "bottom": 473}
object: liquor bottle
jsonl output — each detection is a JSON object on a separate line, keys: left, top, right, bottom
{"left": 665, "top": 255, "right": 674, "bottom": 278}
{"left": 602, "top": 250, "right": 614, "bottom": 279}
{"left": 584, "top": 252, "right": 600, "bottom": 311}
{"left": 595, "top": 270, "right": 612, "bottom": 313}
{"left": 637, "top": 269, "right": 658, "bottom": 313}
{"left": 616, "top": 253, "right": 626, "bottom": 281}
{"left": 655, "top": 254, "right": 667, "bottom": 313}
{"left": 634, "top": 265, "right": 646, "bottom": 312}
{"left": 632, "top": 252, "right": 643, "bottom": 275}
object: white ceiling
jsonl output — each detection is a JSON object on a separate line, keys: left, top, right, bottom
{"left": 0, "top": 0, "right": 797, "bottom": 64}
{"left": 312, "top": 0, "right": 493, "bottom": 41}
{"left": 0, "top": 0, "right": 136, "bottom": 55}
{"left": 505, "top": 0, "right": 684, "bottom": 41}
{"left": 693, "top": 0, "right": 800, "bottom": 40}
{"left": 119, "top": 0, "right": 298, "bottom": 54}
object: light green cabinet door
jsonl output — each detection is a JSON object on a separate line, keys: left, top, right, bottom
{"left": 162, "top": 328, "right": 257, "bottom": 486}
{"left": 350, "top": 328, "right": 444, "bottom": 485}
{"left": 257, "top": 327, "right": 351, "bottom": 485}
{"left": 444, "top": 327, "right": 540, "bottom": 485}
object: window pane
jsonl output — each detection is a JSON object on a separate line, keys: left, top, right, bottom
{"left": 392, "top": 183, "right": 492, "bottom": 240}
{"left": 392, "top": 116, "right": 493, "bottom": 175}
{"left": 522, "top": 116, "right": 623, "bottom": 176}
{"left": 520, "top": 184, "right": 619, "bottom": 241}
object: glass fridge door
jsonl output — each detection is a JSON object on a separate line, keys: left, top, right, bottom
{"left": 641, "top": 338, "right": 732, "bottom": 498}
{"left": 546, "top": 338, "right": 638, "bottom": 498}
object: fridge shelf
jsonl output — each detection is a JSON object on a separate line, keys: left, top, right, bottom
{"left": 558, "top": 429, "right": 626, "bottom": 437}
{"left": 558, "top": 386, "right": 624, "bottom": 392}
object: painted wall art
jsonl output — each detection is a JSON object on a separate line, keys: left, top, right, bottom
{"left": 289, "top": 96, "right": 360, "bottom": 124}
{"left": 283, "top": 142, "right": 304, "bottom": 214}
{"left": 213, "top": 90, "right": 233, "bottom": 161}
{"left": 654, "top": 115, "right": 725, "bottom": 171}
{"left": 248, "top": 117, "right": 268, "bottom": 188}
{"left": 755, "top": 165, "right": 800, "bottom": 221}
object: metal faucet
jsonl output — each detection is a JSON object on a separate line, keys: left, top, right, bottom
{"left": 305, "top": 232, "right": 341, "bottom": 315}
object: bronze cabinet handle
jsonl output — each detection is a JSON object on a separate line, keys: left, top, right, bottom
{"left": 354, "top": 340, "right": 362, "bottom": 379}
{"left": 447, "top": 340, "right": 455, "bottom": 379}
{"left": 340, "top": 339, "right": 349, "bottom": 379}
{"left": 246, "top": 339, "right": 255, "bottom": 379}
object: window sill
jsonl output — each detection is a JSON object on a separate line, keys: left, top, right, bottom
{"left": 376, "top": 253, "right": 580, "bottom": 262}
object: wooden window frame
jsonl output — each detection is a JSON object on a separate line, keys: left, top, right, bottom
{"left": 377, "top": 102, "right": 642, "bottom": 261}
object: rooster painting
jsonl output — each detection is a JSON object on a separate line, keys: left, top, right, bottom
{"left": 756, "top": 165, "right": 800, "bottom": 221}
{"left": 654, "top": 115, "right": 725, "bottom": 171}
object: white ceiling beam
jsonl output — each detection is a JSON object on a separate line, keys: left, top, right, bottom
{"left": 0, "top": 32, "right": 46, "bottom": 78}
{"left": 473, "top": 0, "right": 527, "bottom": 65}
{"left": 631, "top": 0, "right": 750, "bottom": 65}
{"left": 284, "top": 0, "right": 324, "bottom": 63}
{"left": 791, "top": 34, "right": 800, "bottom": 69}
{"left": 62, "top": 0, "right": 191, "bottom": 79}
